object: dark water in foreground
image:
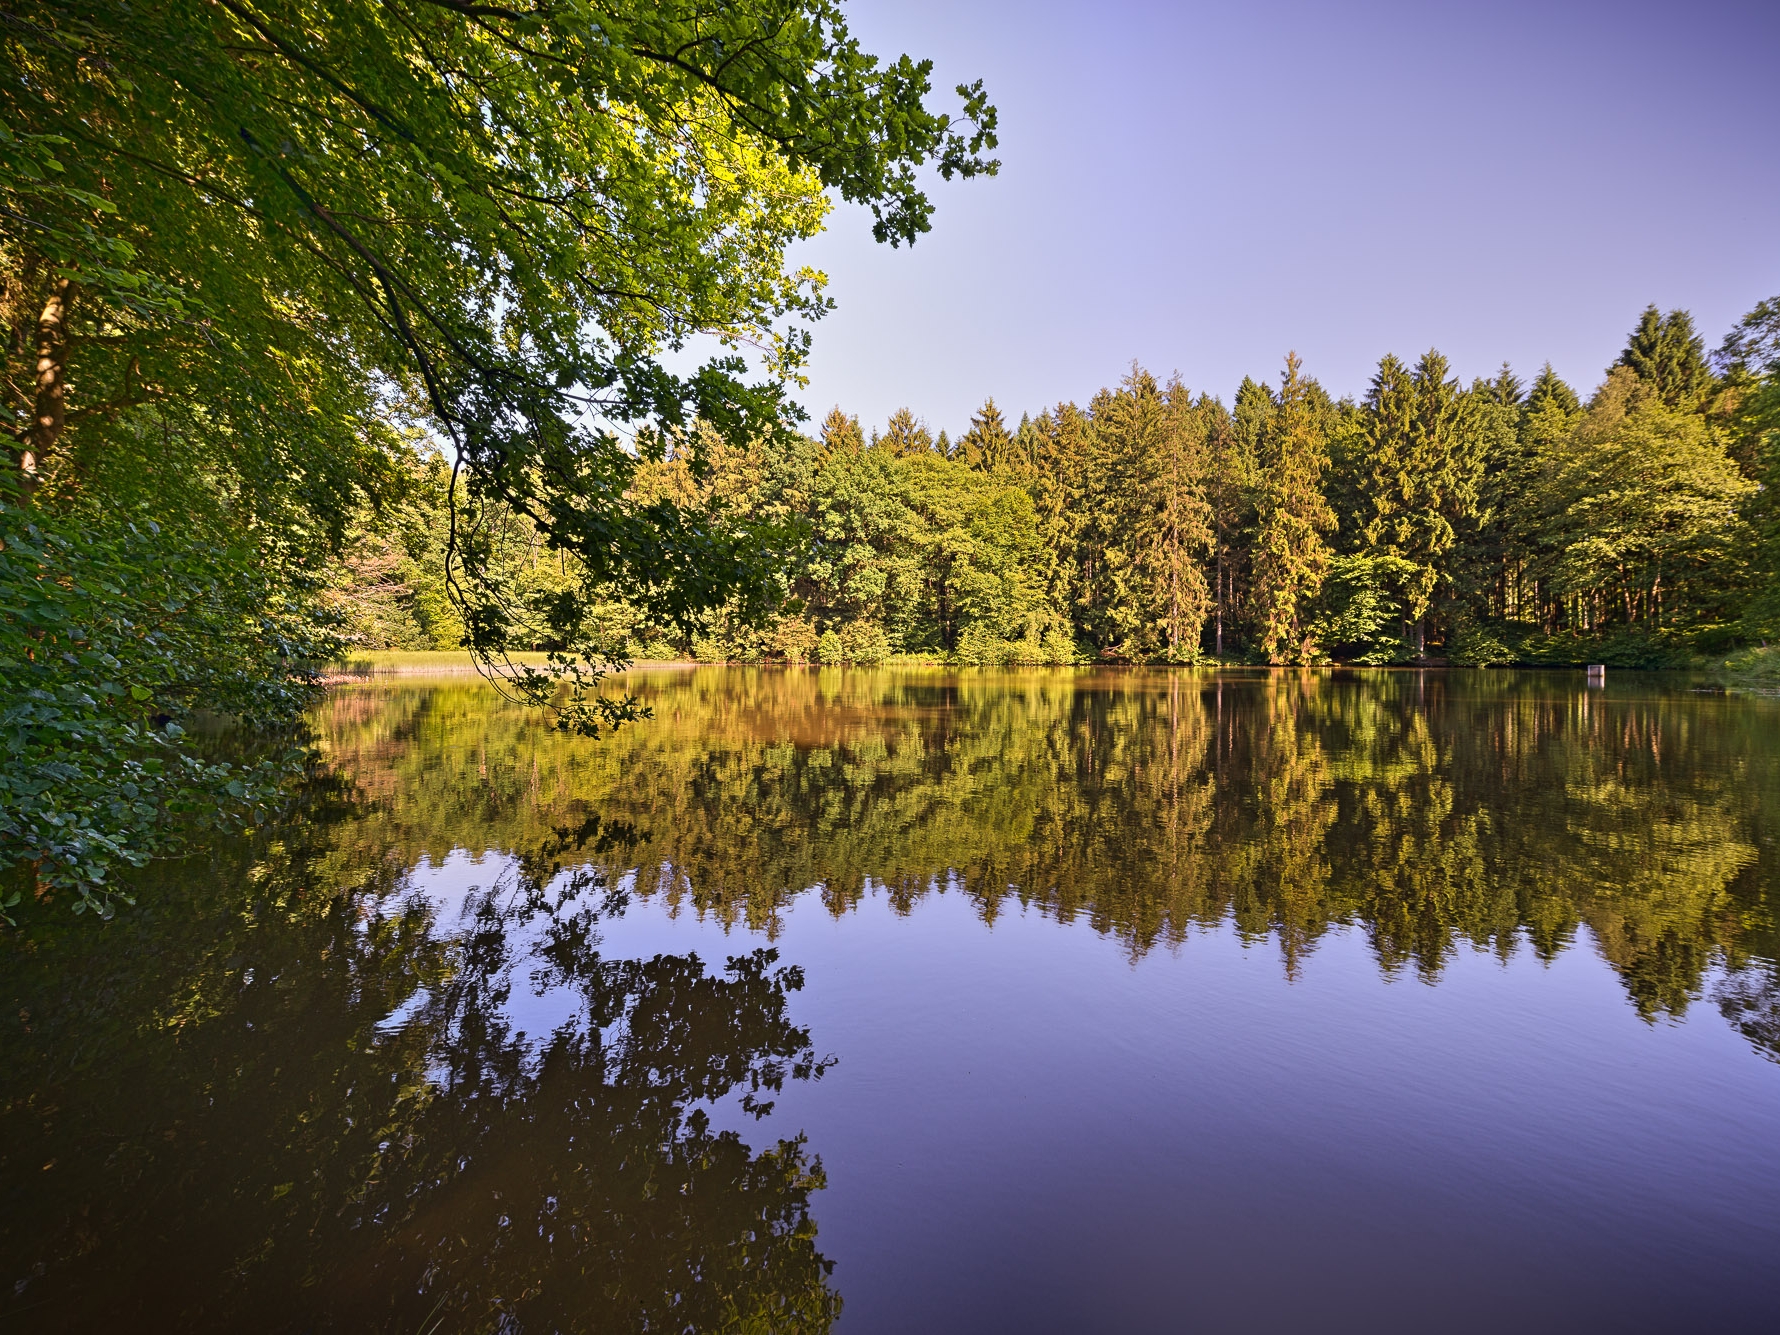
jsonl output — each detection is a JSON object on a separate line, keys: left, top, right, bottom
{"left": 4, "top": 667, "right": 1780, "bottom": 1333}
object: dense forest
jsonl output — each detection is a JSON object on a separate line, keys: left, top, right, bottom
{"left": 332, "top": 299, "right": 1780, "bottom": 670}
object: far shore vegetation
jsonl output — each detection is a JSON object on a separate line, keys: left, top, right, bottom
{"left": 324, "top": 306, "right": 1780, "bottom": 684}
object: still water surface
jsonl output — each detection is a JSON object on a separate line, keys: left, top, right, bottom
{"left": 5, "top": 667, "right": 1780, "bottom": 1332}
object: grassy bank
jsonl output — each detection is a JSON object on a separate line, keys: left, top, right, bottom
{"left": 326, "top": 650, "right": 560, "bottom": 677}
{"left": 1721, "top": 646, "right": 1780, "bottom": 690}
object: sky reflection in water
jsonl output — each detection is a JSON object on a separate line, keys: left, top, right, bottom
{"left": 4, "top": 667, "right": 1780, "bottom": 1333}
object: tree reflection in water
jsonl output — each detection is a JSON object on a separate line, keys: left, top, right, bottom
{"left": 0, "top": 792, "right": 839, "bottom": 1332}
{"left": 4, "top": 666, "right": 1779, "bottom": 1330}
{"left": 313, "top": 667, "right": 1779, "bottom": 1029}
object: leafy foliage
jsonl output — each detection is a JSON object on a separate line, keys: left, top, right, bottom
{"left": 2, "top": 0, "right": 996, "bottom": 905}
{"left": 0, "top": 489, "right": 328, "bottom": 911}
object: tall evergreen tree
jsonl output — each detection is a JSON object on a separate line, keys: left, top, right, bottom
{"left": 1486, "top": 363, "right": 1525, "bottom": 408}
{"left": 1618, "top": 306, "right": 1714, "bottom": 411}
{"left": 959, "top": 398, "right": 1017, "bottom": 471}
{"left": 1250, "top": 354, "right": 1335, "bottom": 662}
{"left": 820, "top": 407, "right": 865, "bottom": 455}
{"left": 1014, "top": 412, "right": 1043, "bottom": 474}
{"left": 1352, "top": 350, "right": 1482, "bottom": 653}
{"left": 1526, "top": 363, "right": 1582, "bottom": 416}
{"left": 875, "top": 408, "right": 936, "bottom": 457}
{"left": 1072, "top": 382, "right": 1131, "bottom": 650}
{"left": 1138, "top": 379, "right": 1214, "bottom": 658}
{"left": 1203, "top": 394, "right": 1249, "bottom": 659}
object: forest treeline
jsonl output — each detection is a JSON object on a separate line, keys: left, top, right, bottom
{"left": 333, "top": 299, "right": 1780, "bottom": 669}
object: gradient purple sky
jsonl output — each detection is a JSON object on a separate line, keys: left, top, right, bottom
{"left": 782, "top": 0, "right": 1780, "bottom": 436}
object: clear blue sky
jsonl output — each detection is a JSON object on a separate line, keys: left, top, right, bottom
{"left": 783, "top": 0, "right": 1780, "bottom": 437}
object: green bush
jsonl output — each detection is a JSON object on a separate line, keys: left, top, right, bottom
{"left": 0, "top": 497, "right": 328, "bottom": 914}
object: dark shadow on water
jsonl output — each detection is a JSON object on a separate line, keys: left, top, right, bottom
{"left": 0, "top": 792, "right": 838, "bottom": 1332}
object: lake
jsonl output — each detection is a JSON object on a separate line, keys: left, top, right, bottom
{"left": 4, "top": 666, "right": 1780, "bottom": 1333}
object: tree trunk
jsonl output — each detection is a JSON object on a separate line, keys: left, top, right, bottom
{"left": 1215, "top": 551, "right": 1224, "bottom": 657}
{"left": 20, "top": 278, "right": 74, "bottom": 501}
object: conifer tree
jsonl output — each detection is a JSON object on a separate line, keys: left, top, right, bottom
{"left": 1203, "top": 394, "right": 1249, "bottom": 658}
{"left": 1451, "top": 372, "right": 1525, "bottom": 626}
{"left": 875, "top": 408, "right": 936, "bottom": 456}
{"left": 1351, "top": 350, "right": 1482, "bottom": 653}
{"left": 1076, "top": 368, "right": 1212, "bottom": 657}
{"left": 1139, "top": 379, "right": 1213, "bottom": 658}
{"left": 1526, "top": 363, "right": 1582, "bottom": 416}
{"left": 1072, "top": 382, "right": 1130, "bottom": 649}
{"left": 1014, "top": 412, "right": 1043, "bottom": 474}
{"left": 1618, "top": 306, "right": 1714, "bottom": 411}
{"left": 1249, "top": 354, "right": 1335, "bottom": 662}
{"left": 1503, "top": 366, "right": 1588, "bottom": 631}
{"left": 1486, "top": 363, "right": 1525, "bottom": 408}
{"left": 820, "top": 408, "right": 866, "bottom": 455}
{"left": 1026, "top": 405, "right": 1089, "bottom": 638}
{"left": 959, "top": 398, "right": 1017, "bottom": 472}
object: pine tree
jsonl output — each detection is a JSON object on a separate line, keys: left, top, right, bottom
{"left": 820, "top": 407, "right": 865, "bottom": 455}
{"left": 875, "top": 408, "right": 936, "bottom": 457}
{"left": 959, "top": 398, "right": 1017, "bottom": 471}
{"left": 1618, "top": 305, "right": 1714, "bottom": 410}
{"left": 1352, "top": 350, "right": 1482, "bottom": 654}
{"left": 1249, "top": 354, "right": 1335, "bottom": 662}
{"left": 1526, "top": 363, "right": 1582, "bottom": 416}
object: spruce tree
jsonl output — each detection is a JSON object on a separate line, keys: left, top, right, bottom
{"left": 1015, "top": 412, "right": 1043, "bottom": 473}
{"left": 875, "top": 408, "right": 936, "bottom": 457}
{"left": 1203, "top": 393, "right": 1249, "bottom": 659}
{"left": 1140, "top": 378, "right": 1213, "bottom": 658}
{"left": 1487, "top": 363, "right": 1525, "bottom": 408}
{"left": 1526, "top": 363, "right": 1582, "bottom": 416}
{"left": 959, "top": 398, "right": 1017, "bottom": 471}
{"left": 1026, "top": 406, "right": 1088, "bottom": 641}
{"left": 1351, "top": 350, "right": 1482, "bottom": 654}
{"left": 1250, "top": 354, "right": 1335, "bottom": 662}
{"left": 820, "top": 407, "right": 866, "bottom": 455}
{"left": 1618, "top": 306, "right": 1714, "bottom": 410}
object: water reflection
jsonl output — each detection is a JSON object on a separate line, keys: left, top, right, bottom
{"left": 1, "top": 795, "right": 838, "bottom": 1332}
{"left": 3, "top": 667, "right": 1778, "bottom": 1331}
{"left": 322, "top": 667, "right": 1778, "bottom": 1028}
